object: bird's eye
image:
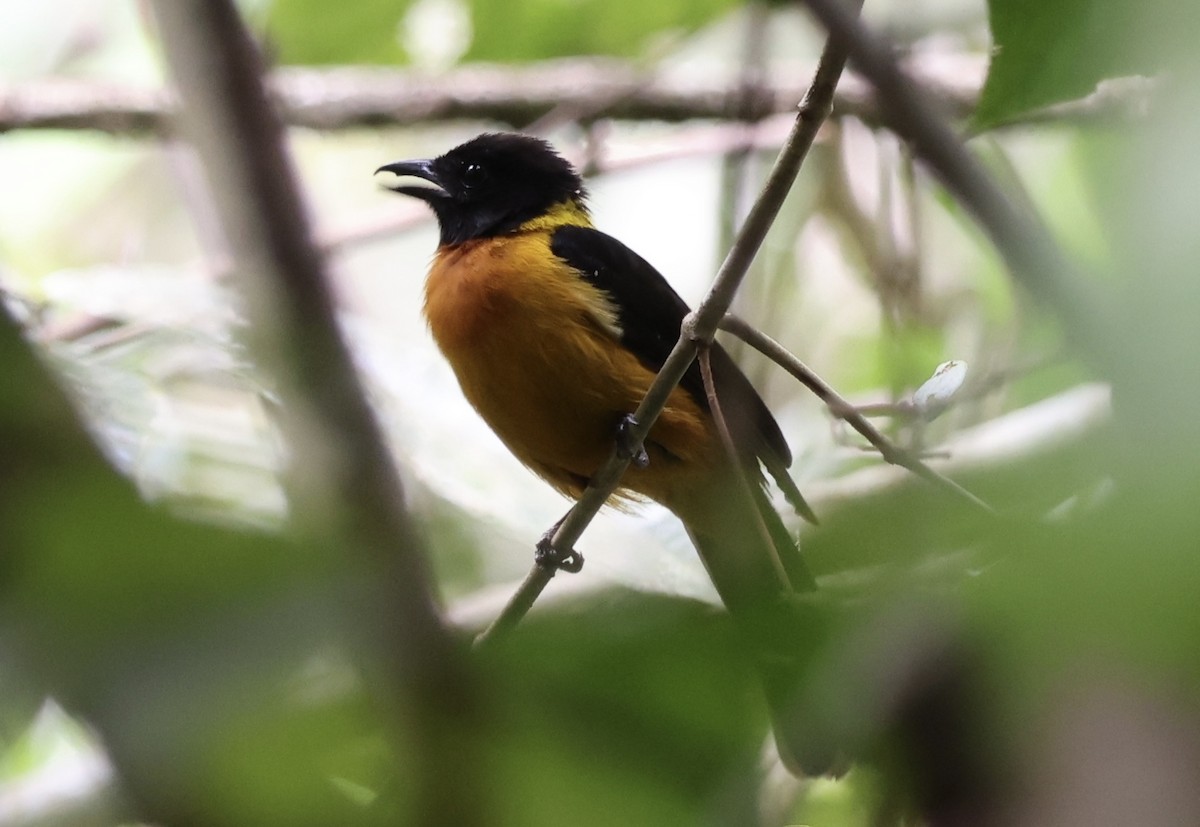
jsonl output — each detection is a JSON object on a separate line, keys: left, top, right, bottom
{"left": 461, "top": 162, "right": 488, "bottom": 188}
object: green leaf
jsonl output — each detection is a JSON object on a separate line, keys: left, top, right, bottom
{"left": 463, "top": 0, "right": 738, "bottom": 63}
{"left": 474, "top": 589, "right": 774, "bottom": 825}
{"left": 973, "top": 0, "right": 1157, "bottom": 130}
{"left": 264, "top": 0, "right": 415, "bottom": 65}
{"left": 263, "top": 0, "right": 739, "bottom": 67}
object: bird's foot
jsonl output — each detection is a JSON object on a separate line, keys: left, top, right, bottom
{"left": 535, "top": 530, "right": 584, "bottom": 573}
{"left": 616, "top": 413, "right": 650, "bottom": 468}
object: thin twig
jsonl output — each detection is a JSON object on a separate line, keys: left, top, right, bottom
{"left": 474, "top": 10, "right": 861, "bottom": 648}
{"left": 471, "top": 564, "right": 558, "bottom": 646}
{"left": 697, "top": 345, "right": 792, "bottom": 586}
{"left": 719, "top": 314, "right": 995, "bottom": 514}
{"left": 852, "top": 400, "right": 921, "bottom": 419}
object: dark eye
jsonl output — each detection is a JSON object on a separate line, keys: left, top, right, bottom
{"left": 461, "top": 162, "right": 488, "bottom": 188}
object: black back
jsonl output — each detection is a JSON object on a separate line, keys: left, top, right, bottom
{"left": 550, "top": 224, "right": 793, "bottom": 470}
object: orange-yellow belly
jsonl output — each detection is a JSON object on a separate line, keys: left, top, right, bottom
{"left": 422, "top": 231, "right": 720, "bottom": 508}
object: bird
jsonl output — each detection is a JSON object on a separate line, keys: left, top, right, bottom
{"left": 377, "top": 132, "right": 823, "bottom": 768}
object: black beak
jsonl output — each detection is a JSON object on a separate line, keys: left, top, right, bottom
{"left": 375, "top": 159, "right": 446, "bottom": 201}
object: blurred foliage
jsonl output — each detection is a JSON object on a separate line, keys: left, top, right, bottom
{"left": 974, "top": 0, "right": 1164, "bottom": 129}
{"left": 462, "top": 0, "right": 737, "bottom": 63}
{"left": 3, "top": 0, "right": 1200, "bottom": 825}
{"left": 263, "top": 0, "right": 740, "bottom": 66}
{"left": 261, "top": 0, "right": 417, "bottom": 65}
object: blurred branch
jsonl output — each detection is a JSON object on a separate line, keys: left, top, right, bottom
{"left": 146, "top": 1, "right": 477, "bottom": 825}
{"left": 718, "top": 0, "right": 773, "bottom": 240}
{"left": 820, "top": 126, "right": 923, "bottom": 326}
{"left": 799, "top": 0, "right": 1113, "bottom": 363}
{"left": 0, "top": 57, "right": 1152, "bottom": 137}
{"left": 475, "top": 7, "right": 860, "bottom": 648}
{"left": 1, "top": 55, "right": 996, "bottom": 135}
{"left": 716, "top": 1, "right": 773, "bottom": 365}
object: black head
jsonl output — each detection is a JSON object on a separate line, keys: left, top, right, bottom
{"left": 376, "top": 133, "right": 587, "bottom": 246}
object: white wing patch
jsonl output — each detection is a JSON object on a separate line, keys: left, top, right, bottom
{"left": 578, "top": 278, "right": 624, "bottom": 340}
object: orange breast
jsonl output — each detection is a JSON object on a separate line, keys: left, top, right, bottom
{"left": 422, "top": 232, "right": 720, "bottom": 508}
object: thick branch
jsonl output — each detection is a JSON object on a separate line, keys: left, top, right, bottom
{"left": 0, "top": 56, "right": 1150, "bottom": 137}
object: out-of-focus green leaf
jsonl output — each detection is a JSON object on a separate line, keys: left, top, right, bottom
{"left": 973, "top": 0, "right": 1157, "bottom": 130}
{"left": 790, "top": 772, "right": 875, "bottom": 827}
{"left": 879, "top": 324, "right": 946, "bottom": 395}
{"left": 474, "top": 589, "right": 773, "bottom": 826}
{"left": 464, "top": 0, "right": 738, "bottom": 62}
{"left": 263, "top": 0, "right": 739, "bottom": 66}
{"left": 263, "top": 0, "right": 415, "bottom": 65}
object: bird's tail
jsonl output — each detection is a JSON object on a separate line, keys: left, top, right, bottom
{"left": 677, "top": 473, "right": 813, "bottom": 611}
{"left": 677, "top": 478, "right": 828, "bottom": 775}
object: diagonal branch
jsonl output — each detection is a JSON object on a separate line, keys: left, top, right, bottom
{"left": 147, "top": 0, "right": 456, "bottom": 678}
{"left": 718, "top": 314, "right": 995, "bottom": 514}
{"left": 146, "top": 2, "right": 478, "bottom": 825}
{"left": 474, "top": 9, "right": 861, "bottom": 647}
{"left": 697, "top": 344, "right": 794, "bottom": 586}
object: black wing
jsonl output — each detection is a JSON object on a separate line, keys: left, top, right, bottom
{"left": 550, "top": 224, "right": 792, "bottom": 469}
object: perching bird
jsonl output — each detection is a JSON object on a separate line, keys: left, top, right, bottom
{"left": 378, "top": 133, "right": 822, "bottom": 766}
{"left": 377, "top": 131, "right": 815, "bottom": 594}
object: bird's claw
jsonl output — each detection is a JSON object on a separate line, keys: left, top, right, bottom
{"left": 616, "top": 414, "right": 650, "bottom": 469}
{"left": 535, "top": 534, "right": 585, "bottom": 573}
